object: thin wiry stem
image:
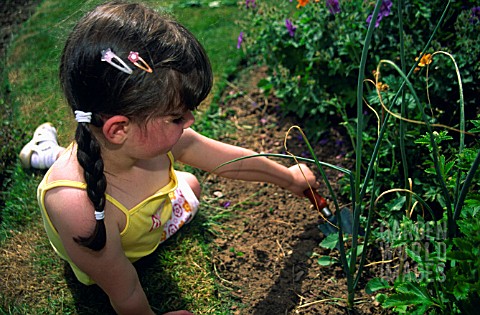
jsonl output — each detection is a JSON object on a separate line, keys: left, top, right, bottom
{"left": 398, "top": 0, "right": 409, "bottom": 193}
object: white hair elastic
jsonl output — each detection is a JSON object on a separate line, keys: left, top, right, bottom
{"left": 94, "top": 211, "right": 105, "bottom": 220}
{"left": 75, "top": 110, "right": 92, "bottom": 123}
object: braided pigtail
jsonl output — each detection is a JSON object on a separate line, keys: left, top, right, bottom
{"left": 73, "top": 117, "right": 107, "bottom": 251}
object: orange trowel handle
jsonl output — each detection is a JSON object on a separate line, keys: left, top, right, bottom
{"left": 303, "top": 189, "right": 328, "bottom": 209}
{"left": 303, "top": 189, "right": 333, "bottom": 218}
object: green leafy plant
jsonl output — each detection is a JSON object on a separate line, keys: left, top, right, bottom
{"left": 316, "top": 232, "right": 365, "bottom": 268}
{"left": 239, "top": 0, "right": 479, "bottom": 142}
{"left": 239, "top": 0, "right": 479, "bottom": 312}
{"left": 445, "top": 214, "right": 480, "bottom": 312}
{"left": 369, "top": 210, "right": 480, "bottom": 314}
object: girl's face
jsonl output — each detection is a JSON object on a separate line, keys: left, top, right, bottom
{"left": 129, "top": 110, "right": 195, "bottom": 159}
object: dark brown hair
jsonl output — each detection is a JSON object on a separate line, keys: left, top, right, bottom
{"left": 59, "top": 1, "right": 213, "bottom": 251}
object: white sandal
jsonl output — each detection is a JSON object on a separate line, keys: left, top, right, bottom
{"left": 19, "top": 122, "right": 58, "bottom": 169}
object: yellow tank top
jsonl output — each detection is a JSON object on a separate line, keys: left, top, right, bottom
{"left": 37, "top": 151, "right": 178, "bottom": 285}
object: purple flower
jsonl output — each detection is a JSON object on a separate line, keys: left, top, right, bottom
{"left": 380, "top": 0, "right": 393, "bottom": 17}
{"left": 237, "top": 31, "right": 244, "bottom": 49}
{"left": 285, "top": 19, "right": 297, "bottom": 37}
{"left": 366, "top": 14, "right": 379, "bottom": 28}
{"left": 245, "top": 0, "right": 256, "bottom": 9}
{"left": 471, "top": 6, "right": 480, "bottom": 24}
{"left": 326, "top": 0, "right": 341, "bottom": 14}
{"left": 222, "top": 201, "right": 232, "bottom": 208}
{"left": 366, "top": 0, "right": 392, "bottom": 28}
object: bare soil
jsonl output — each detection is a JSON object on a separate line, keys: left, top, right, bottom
{"left": 207, "top": 67, "right": 392, "bottom": 315}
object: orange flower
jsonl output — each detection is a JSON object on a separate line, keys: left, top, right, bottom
{"left": 297, "top": 0, "right": 309, "bottom": 8}
{"left": 415, "top": 53, "right": 433, "bottom": 67}
{"left": 376, "top": 82, "right": 390, "bottom": 92}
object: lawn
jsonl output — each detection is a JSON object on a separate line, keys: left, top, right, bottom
{"left": 0, "top": 0, "right": 245, "bottom": 313}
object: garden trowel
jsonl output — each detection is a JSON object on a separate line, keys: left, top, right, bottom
{"left": 304, "top": 189, "right": 363, "bottom": 236}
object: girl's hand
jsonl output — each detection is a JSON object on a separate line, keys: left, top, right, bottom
{"left": 286, "top": 163, "right": 320, "bottom": 197}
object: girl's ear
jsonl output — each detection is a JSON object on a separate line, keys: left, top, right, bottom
{"left": 102, "top": 115, "right": 130, "bottom": 144}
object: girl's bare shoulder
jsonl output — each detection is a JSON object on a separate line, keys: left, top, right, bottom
{"left": 43, "top": 145, "right": 96, "bottom": 237}
{"left": 47, "top": 145, "right": 84, "bottom": 183}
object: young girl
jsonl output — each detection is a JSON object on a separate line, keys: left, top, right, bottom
{"left": 19, "top": 2, "right": 319, "bottom": 314}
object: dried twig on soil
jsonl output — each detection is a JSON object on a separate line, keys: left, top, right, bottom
{"left": 213, "top": 262, "right": 233, "bottom": 285}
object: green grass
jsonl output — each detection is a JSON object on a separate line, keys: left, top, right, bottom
{"left": 1, "top": 0, "right": 244, "bottom": 313}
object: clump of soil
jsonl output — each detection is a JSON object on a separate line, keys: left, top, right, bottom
{"left": 208, "top": 67, "right": 391, "bottom": 315}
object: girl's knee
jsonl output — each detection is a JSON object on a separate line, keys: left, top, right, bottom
{"left": 188, "top": 174, "right": 201, "bottom": 199}
{"left": 177, "top": 171, "right": 201, "bottom": 199}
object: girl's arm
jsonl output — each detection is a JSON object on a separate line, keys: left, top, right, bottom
{"left": 173, "top": 128, "right": 319, "bottom": 196}
{"left": 44, "top": 187, "right": 155, "bottom": 315}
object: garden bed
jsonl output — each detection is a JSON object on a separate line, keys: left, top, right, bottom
{"left": 207, "top": 67, "right": 391, "bottom": 314}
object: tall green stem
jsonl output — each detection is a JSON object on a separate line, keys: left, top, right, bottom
{"left": 454, "top": 150, "right": 480, "bottom": 221}
{"left": 348, "top": 0, "right": 382, "bottom": 309}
